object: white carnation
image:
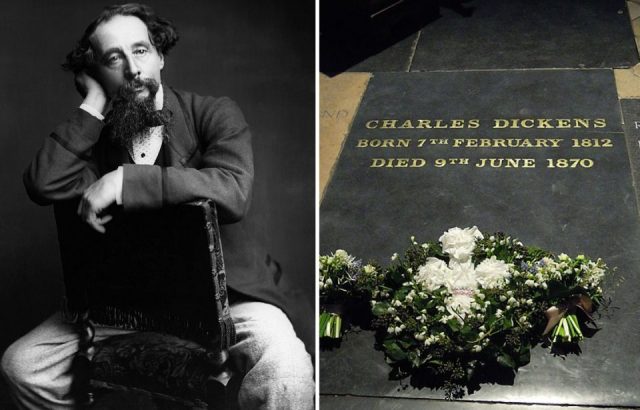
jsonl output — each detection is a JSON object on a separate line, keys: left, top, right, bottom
{"left": 446, "top": 260, "right": 477, "bottom": 290}
{"left": 446, "top": 289, "right": 476, "bottom": 322}
{"left": 439, "top": 226, "right": 483, "bottom": 262}
{"left": 414, "top": 257, "right": 450, "bottom": 291}
{"left": 475, "top": 256, "right": 511, "bottom": 289}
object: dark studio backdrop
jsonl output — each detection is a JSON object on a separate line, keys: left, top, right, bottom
{"left": 0, "top": 0, "right": 315, "bottom": 358}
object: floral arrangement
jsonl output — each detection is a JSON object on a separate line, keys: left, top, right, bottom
{"left": 320, "top": 227, "right": 611, "bottom": 398}
{"left": 319, "top": 250, "right": 380, "bottom": 339}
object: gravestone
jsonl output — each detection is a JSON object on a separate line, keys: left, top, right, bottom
{"left": 320, "top": 69, "right": 640, "bottom": 406}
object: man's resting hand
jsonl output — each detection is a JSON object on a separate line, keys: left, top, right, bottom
{"left": 75, "top": 71, "right": 108, "bottom": 115}
{"left": 77, "top": 168, "right": 123, "bottom": 233}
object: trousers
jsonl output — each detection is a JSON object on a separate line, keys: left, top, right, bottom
{"left": 1, "top": 300, "right": 314, "bottom": 409}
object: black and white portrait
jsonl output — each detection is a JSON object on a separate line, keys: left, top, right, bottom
{"left": 0, "top": 1, "right": 315, "bottom": 408}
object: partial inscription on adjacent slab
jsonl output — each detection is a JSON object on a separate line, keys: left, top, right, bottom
{"left": 320, "top": 70, "right": 640, "bottom": 406}
{"left": 320, "top": 73, "right": 371, "bottom": 196}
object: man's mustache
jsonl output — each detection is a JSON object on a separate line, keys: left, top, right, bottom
{"left": 116, "top": 78, "right": 160, "bottom": 97}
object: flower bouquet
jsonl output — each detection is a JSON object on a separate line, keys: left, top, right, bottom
{"left": 321, "top": 226, "right": 611, "bottom": 398}
{"left": 319, "top": 250, "right": 381, "bottom": 339}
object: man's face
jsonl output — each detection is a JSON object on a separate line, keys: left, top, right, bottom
{"left": 90, "top": 15, "right": 164, "bottom": 99}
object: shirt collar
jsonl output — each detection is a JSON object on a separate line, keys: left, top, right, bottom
{"left": 155, "top": 84, "right": 164, "bottom": 110}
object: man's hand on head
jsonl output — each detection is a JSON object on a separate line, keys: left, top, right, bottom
{"left": 77, "top": 168, "right": 123, "bottom": 233}
{"left": 75, "top": 71, "right": 108, "bottom": 114}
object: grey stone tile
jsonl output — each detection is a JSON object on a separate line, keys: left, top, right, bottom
{"left": 347, "top": 32, "right": 419, "bottom": 73}
{"left": 619, "top": 99, "right": 640, "bottom": 218}
{"left": 411, "top": 0, "right": 638, "bottom": 70}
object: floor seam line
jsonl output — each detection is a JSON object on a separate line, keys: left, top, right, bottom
{"left": 406, "top": 30, "right": 422, "bottom": 72}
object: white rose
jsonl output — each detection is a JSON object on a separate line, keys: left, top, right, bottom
{"left": 439, "top": 226, "right": 483, "bottom": 262}
{"left": 475, "top": 256, "right": 511, "bottom": 289}
{"left": 414, "top": 257, "right": 450, "bottom": 291}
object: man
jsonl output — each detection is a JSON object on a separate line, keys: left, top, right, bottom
{"left": 1, "top": 3, "right": 314, "bottom": 409}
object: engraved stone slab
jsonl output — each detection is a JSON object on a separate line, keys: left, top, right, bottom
{"left": 320, "top": 69, "right": 640, "bottom": 406}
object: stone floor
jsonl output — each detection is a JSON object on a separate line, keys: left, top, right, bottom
{"left": 320, "top": 2, "right": 640, "bottom": 409}
{"left": 321, "top": 1, "right": 640, "bottom": 194}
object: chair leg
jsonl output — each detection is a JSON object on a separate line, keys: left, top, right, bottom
{"left": 70, "top": 320, "right": 95, "bottom": 407}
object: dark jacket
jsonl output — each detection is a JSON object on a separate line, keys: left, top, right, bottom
{"left": 24, "top": 86, "right": 287, "bottom": 314}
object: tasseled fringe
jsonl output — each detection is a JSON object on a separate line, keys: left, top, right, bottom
{"left": 88, "top": 305, "right": 232, "bottom": 350}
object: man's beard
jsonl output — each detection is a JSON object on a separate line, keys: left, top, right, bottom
{"left": 105, "top": 78, "right": 172, "bottom": 147}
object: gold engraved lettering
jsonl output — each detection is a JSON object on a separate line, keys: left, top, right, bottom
{"left": 370, "top": 158, "right": 427, "bottom": 168}
{"left": 450, "top": 138, "right": 563, "bottom": 148}
{"left": 416, "top": 120, "right": 431, "bottom": 128}
{"left": 365, "top": 118, "right": 606, "bottom": 130}
{"left": 468, "top": 119, "right": 480, "bottom": 128}
{"left": 593, "top": 119, "right": 606, "bottom": 128}
{"left": 450, "top": 119, "right": 465, "bottom": 129}
{"left": 357, "top": 138, "right": 412, "bottom": 148}
{"left": 521, "top": 119, "right": 535, "bottom": 128}
{"left": 574, "top": 118, "right": 589, "bottom": 128}
{"left": 475, "top": 158, "right": 536, "bottom": 168}
{"left": 571, "top": 138, "right": 613, "bottom": 148}
{"left": 536, "top": 119, "right": 553, "bottom": 128}
{"left": 546, "top": 158, "right": 594, "bottom": 168}
{"left": 362, "top": 119, "right": 483, "bottom": 129}
{"left": 493, "top": 119, "right": 509, "bottom": 129}
{"left": 492, "top": 118, "right": 605, "bottom": 129}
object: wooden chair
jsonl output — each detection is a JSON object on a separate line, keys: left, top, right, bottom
{"left": 53, "top": 199, "right": 235, "bottom": 409}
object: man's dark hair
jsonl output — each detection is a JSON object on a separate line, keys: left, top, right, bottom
{"left": 62, "top": 3, "right": 179, "bottom": 74}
